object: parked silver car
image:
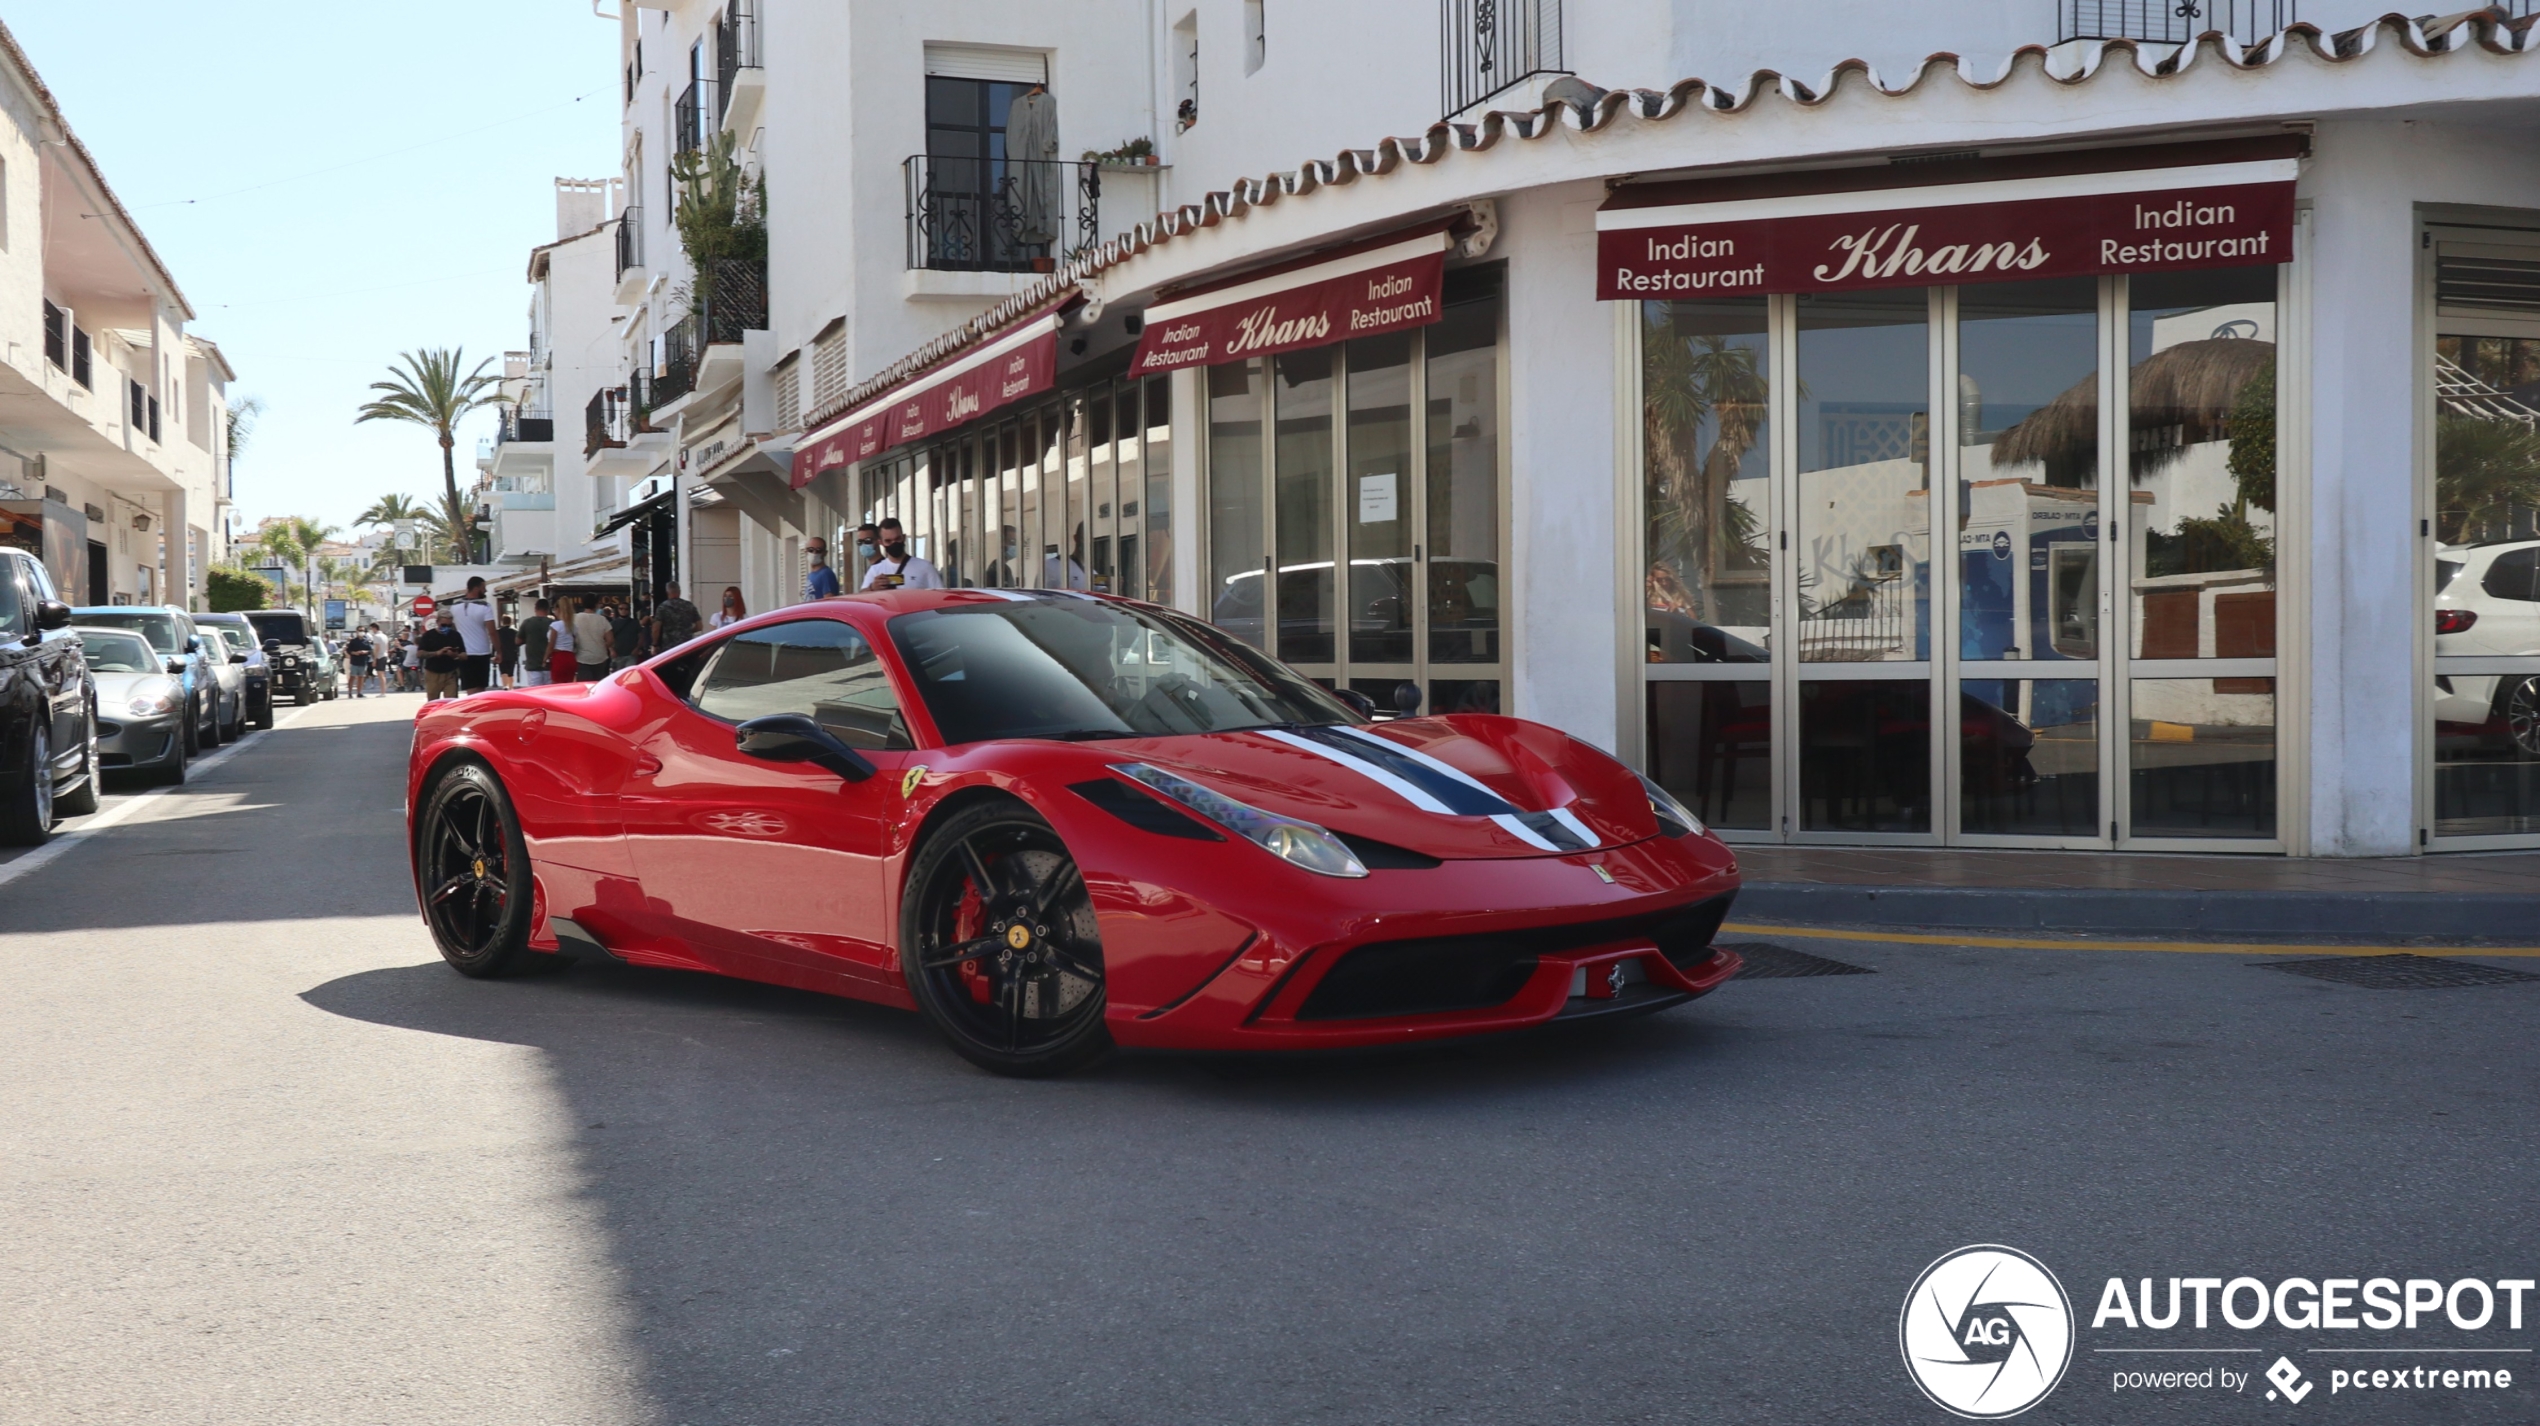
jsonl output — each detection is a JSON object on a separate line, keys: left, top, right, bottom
{"left": 74, "top": 626, "right": 188, "bottom": 784}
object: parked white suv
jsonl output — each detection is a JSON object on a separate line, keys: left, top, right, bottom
{"left": 2433, "top": 540, "right": 2540, "bottom": 752}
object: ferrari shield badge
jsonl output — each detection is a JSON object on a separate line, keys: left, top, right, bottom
{"left": 900, "top": 765, "right": 927, "bottom": 799}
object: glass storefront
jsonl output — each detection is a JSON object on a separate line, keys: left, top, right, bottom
{"left": 2427, "top": 227, "right": 2540, "bottom": 842}
{"left": 1641, "top": 267, "right": 2282, "bottom": 847}
{"left": 853, "top": 372, "right": 1172, "bottom": 602}
{"left": 1204, "top": 265, "right": 1505, "bottom": 714}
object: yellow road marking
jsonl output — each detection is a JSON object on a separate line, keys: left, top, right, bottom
{"left": 1719, "top": 922, "right": 2540, "bottom": 958}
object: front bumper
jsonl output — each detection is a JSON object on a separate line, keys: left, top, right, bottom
{"left": 1105, "top": 833, "right": 1744, "bottom": 1052}
{"left": 96, "top": 715, "right": 181, "bottom": 768}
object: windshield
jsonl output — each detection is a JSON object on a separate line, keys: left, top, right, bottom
{"left": 75, "top": 611, "right": 181, "bottom": 653}
{"left": 199, "top": 630, "right": 231, "bottom": 660}
{"left": 888, "top": 597, "right": 1354, "bottom": 746}
{"left": 201, "top": 620, "right": 257, "bottom": 652}
{"left": 246, "top": 611, "right": 309, "bottom": 644}
{"left": 75, "top": 629, "right": 159, "bottom": 673}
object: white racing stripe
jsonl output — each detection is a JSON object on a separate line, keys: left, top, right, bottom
{"left": 1257, "top": 728, "right": 1453, "bottom": 813}
{"left": 0, "top": 703, "right": 322, "bottom": 891}
{"left": 1262, "top": 724, "right": 1598, "bottom": 851}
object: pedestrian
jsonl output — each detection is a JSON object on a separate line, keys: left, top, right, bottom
{"left": 803, "top": 536, "right": 842, "bottom": 601}
{"left": 518, "top": 598, "right": 555, "bottom": 687}
{"left": 495, "top": 613, "right": 520, "bottom": 689}
{"left": 418, "top": 611, "right": 465, "bottom": 701}
{"left": 451, "top": 576, "right": 497, "bottom": 694}
{"left": 571, "top": 597, "right": 613, "bottom": 682}
{"left": 343, "top": 627, "right": 377, "bottom": 697}
{"left": 400, "top": 633, "right": 422, "bottom": 692}
{"left": 548, "top": 597, "right": 581, "bottom": 683}
{"left": 860, "top": 517, "right": 944, "bottom": 590}
{"left": 707, "top": 585, "right": 746, "bottom": 631}
{"left": 652, "top": 581, "right": 704, "bottom": 648}
{"left": 850, "top": 522, "right": 880, "bottom": 589}
{"left": 607, "top": 600, "right": 644, "bottom": 671}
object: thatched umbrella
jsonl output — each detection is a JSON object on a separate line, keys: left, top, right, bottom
{"left": 1991, "top": 338, "right": 2275, "bottom": 481}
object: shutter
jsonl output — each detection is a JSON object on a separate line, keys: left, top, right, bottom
{"left": 774, "top": 363, "right": 800, "bottom": 433}
{"left": 923, "top": 43, "right": 1047, "bottom": 84}
{"left": 2438, "top": 242, "right": 2540, "bottom": 318}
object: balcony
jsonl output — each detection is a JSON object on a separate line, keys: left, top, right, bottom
{"left": 496, "top": 404, "right": 555, "bottom": 445}
{"left": 904, "top": 155, "right": 1099, "bottom": 275}
{"left": 717, "top": 1, "right": 764, "bottom": 136}
{"left": 698, "top": 257, "right": 768, "bottom": 344}
{"left": 615, "top": 208, "right": 646, "bottom": 302}
{"left": 1441, "top": 0, "right": 1563, "bottom": 119}
{"left": 2057, "top": 0, "right": 2296, "bottom": 45}
{"left": 587, "top": 371, "right": 670, "bottom": 477}
{"left": 675, "top": 79, "right": 714, "bottom": 155}
{"left": 654, "top": 319, "right": 699, "bottom": 409}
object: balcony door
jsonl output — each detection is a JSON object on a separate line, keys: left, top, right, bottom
{"left": 1639, "top": 267, "right": 2285, "bottom": 850}
{"left": 1206, "top": 267, "right": 1507, "bottom": 716}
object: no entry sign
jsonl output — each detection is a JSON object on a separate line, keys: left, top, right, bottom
{"left": 411, "top": 595, "right": 436, "bottom": 619}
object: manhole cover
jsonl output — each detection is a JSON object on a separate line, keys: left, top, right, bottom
{"left": 1719, "top": 942, "right": 1876, "bottom": 980}
{"left": 2254, "top": 954, "right": 2540, "bottom": 990}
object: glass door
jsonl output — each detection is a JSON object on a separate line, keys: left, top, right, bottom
{"left": 1639, "top": 265, "right": 2285, "bottom": 850}
{"left": 1205, "top": 267, "right": 1507, "bottom": 714}
{"left": 2427, "top": 227, "right": 2540, "bottom": 846}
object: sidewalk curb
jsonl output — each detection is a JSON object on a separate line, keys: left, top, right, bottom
{"left": 1735, "top": 882, "right": 2540, "bottom": 939}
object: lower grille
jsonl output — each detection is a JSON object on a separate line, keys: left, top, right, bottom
{"left": 1294, "top": 891, "right": 1738, "bottom": 1021}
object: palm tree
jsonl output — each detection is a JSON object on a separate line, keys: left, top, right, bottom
{"left": 354, "top": 349, "right": 503, "bottom": 562}
{"left": 255, "top": 517, "right": 340, "bottom": 614}
{"left": 355, "top": 492, "right": 431, "bottom": 529}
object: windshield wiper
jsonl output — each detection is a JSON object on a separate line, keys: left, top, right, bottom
{"left": 1033, "top": 728, "right": 1143, "bottom": 742}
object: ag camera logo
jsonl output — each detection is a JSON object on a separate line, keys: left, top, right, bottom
{"left": 1901, "top": 1245, "right": 2076, "bottom": 1418}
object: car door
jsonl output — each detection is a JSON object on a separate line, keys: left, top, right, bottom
{"left": 13, "top": 555, "right": 82, "bottom": 771}
{"left": 624, "top": 617, "right": 918, "bottom": 994}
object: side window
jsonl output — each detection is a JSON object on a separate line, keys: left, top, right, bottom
{"left": 2481, "top": 547, "right": 2540, "bottom": 603}
{"left": 691, "top": 618, "right": 912, "bottom": 750}
{"left": 18, "top": 553, "right": 57, "bottom": 605}
{"left": 0, "top": 556, "right": 25, "bottom": 637}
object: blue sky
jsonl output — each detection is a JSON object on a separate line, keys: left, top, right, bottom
{"left": 11, "top": 4, "right": 621, "bottom": 536}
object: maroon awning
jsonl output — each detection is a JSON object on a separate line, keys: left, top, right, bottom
{"left": 1130, "top": 229, "right": 1452, "bottom": 375}
{"left": 789, "top": 311, "right": 1063, "bottom": 488}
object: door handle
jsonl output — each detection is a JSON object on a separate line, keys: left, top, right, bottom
{"left": 635, "top": 753, "right": 664, "bottom": 776}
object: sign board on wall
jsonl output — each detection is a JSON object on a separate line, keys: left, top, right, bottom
{"left": 1130, "top": 230, "right": 1450, "bottom": 375}
{"left": 790, "top": 312, "right": 1064, "bottom": 486}
{"left": 1596, "top": 158, "right": 2298, "bottom": 299}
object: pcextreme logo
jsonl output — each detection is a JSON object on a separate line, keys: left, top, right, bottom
{"left": 1900, "top": 1245, "right": 2076, "bottom": 1418}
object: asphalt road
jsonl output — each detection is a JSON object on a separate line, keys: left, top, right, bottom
{"left": 4, "top": 693, "right": 2537, "bottom": 1425}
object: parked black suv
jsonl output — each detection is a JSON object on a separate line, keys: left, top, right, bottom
{"left": 1, "top": 548, "right": 101, "bottom": 844}
{"left": 195, "top": 611, "right": 275, "bottom": 729}
{"left": 244, "top": 608, "right": 331, "bottom": 705}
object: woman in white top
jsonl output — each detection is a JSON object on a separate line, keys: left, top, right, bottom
{"left": 707, "top": 586, "right": 746, "bottom": 630}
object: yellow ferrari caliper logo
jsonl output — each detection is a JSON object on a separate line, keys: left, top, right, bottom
{"left": 900, "top": 766, "right": 927, "bottom": 798}
{"left": 1005, "top": 924, "right": 1033, "bottom": 951}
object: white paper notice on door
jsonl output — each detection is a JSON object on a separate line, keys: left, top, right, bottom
{"left": 1358, "top": 472, "right": 1398, "bottom": 524}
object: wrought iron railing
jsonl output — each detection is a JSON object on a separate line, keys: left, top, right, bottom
{"left": 698, "top": 256, "right": 768, "bottom": 343}
{"left": 2058, "top": 0, "right": 2296, "bottom": 45}
{"left": 587, "top": 371, "right": 657, "bottom": 453}
{"left": 586, "top": 388, "right": 618, "bottom": 456}
{"left": 717, "top": 1, "right": 759, "bottom": 120}
{"left": 904, "top": 154, "right": 1100, "bottom": 273}
{"left": 655, "top": 320, "right": 699, "bottom": 407}
{"left": 616, "top": 207, "right": 643, "bottom": 280}
{"left": 1441, "top": 0, "right": 1564, "bottom": 119}
{"left": 675, "top": 79, "right": 712, "bottom": 154}
{"left": 497, "top": 405, "right": 555, "bottom": 445}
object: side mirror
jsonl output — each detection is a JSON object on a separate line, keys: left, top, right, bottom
{"left": 184, "top": 637, "right": 200, "bottom": 654}
{"left": 231, "top": 652, "right": 248, "bottom": 665}
{"left": 262, "top": 638, "right": 282, "bottom": 652}
{"left": 1334, "top": 688, "right": 1377, "bottom": 719}
{"left": 34, "top": 601, "right": 70, "bottom": 631}
{"left": 166, "top": 658, "right": 187, "bottom": 675}
{"left": 734, "top": 713, "right": 877, "bottom": 782}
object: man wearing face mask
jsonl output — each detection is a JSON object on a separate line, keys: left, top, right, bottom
{"left": 802, "top": 537, "right": 842, "bottom": 602}
{"left": 859, "top": 517, "right": 944, "bottom": 591}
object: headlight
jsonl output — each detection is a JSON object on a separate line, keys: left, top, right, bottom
{"left": 1638, "top": 772, "right": 1706, "bottom": 837}
{"left": 282, "top": 656, "right": 300, "bottom": 667}
{"left": 127, "top": 693, "right": 177, "bottom": 717}
{"left": 1113, "top": 762, "right": 1368, "bottom": 878}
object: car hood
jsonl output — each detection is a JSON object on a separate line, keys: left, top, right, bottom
{"left": 94, "top": 672, "right": 179, "bottom": 706}
{"left": 1061, "top": 715, "right": 1668, "bottom": 860}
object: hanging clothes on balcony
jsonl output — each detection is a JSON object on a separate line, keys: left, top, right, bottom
{"left": 1005, "top": 86, "right": 1060, "bottom": 249}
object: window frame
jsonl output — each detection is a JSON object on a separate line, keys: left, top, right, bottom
{"left": 680, "top": 614, "right": 920, "bottom": 751}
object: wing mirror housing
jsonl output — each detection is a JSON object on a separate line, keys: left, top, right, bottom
{"left": 230, "top": 651, "right": 249, "bottom": 665}
{"left": 34, "top": 600, "right": 71, "bottom": 631}
{"left": 734, "top": 713, "right": 877, "bottom": 782}
{"left": 165, "top": 658, "right": 188, "bottom": 675}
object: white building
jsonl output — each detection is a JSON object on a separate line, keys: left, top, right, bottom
{"left": 0, "top": 20, "right": 234, "bottom": 610}
{"left": 583, "top": 1, "right": 2540, "bottom": 861}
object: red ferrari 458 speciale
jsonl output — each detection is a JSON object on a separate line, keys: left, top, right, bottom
{"left": 405, "top": 590, "right": 1742, "bottom": 1075}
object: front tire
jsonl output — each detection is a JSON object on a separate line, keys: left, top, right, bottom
{"left": 56, "top": 708, "right": 100, "bottom": 817}
{"left": 1, "top": 721, "right": 54, "bottom": 846}
{"left": 417, "top": 763, "right": 544, "bottom": 978}
{"left": 902, "top": 802, "right": 1111, "bottom": 1078}
{"left": 2500, "top": 676, "right": 2540, "bottom": 758}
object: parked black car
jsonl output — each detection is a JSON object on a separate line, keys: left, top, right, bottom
{"left": 193, "top": 612, "right": 275, "bottom": 729}
{"left": 243, "top": 608, "right": 329, "bottom": 707}
{"left": 2, "top": 548, "right": 101, "bottom": 844}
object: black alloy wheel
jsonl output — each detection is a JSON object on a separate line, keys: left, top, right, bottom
{"left": 417, "top": 762, "right": 544, "bottom": 977}
{"left": 2502, "top": 676, "right": 2540, "bottom": 758}
{"left": 0, "top": 720, "right": 53, "bottom": 846}
{"left": 56, "top": 705, "right": 100, "bottom": 818}
{"left": 902, "top": 802, "right": 1110, "bottom": 1077}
